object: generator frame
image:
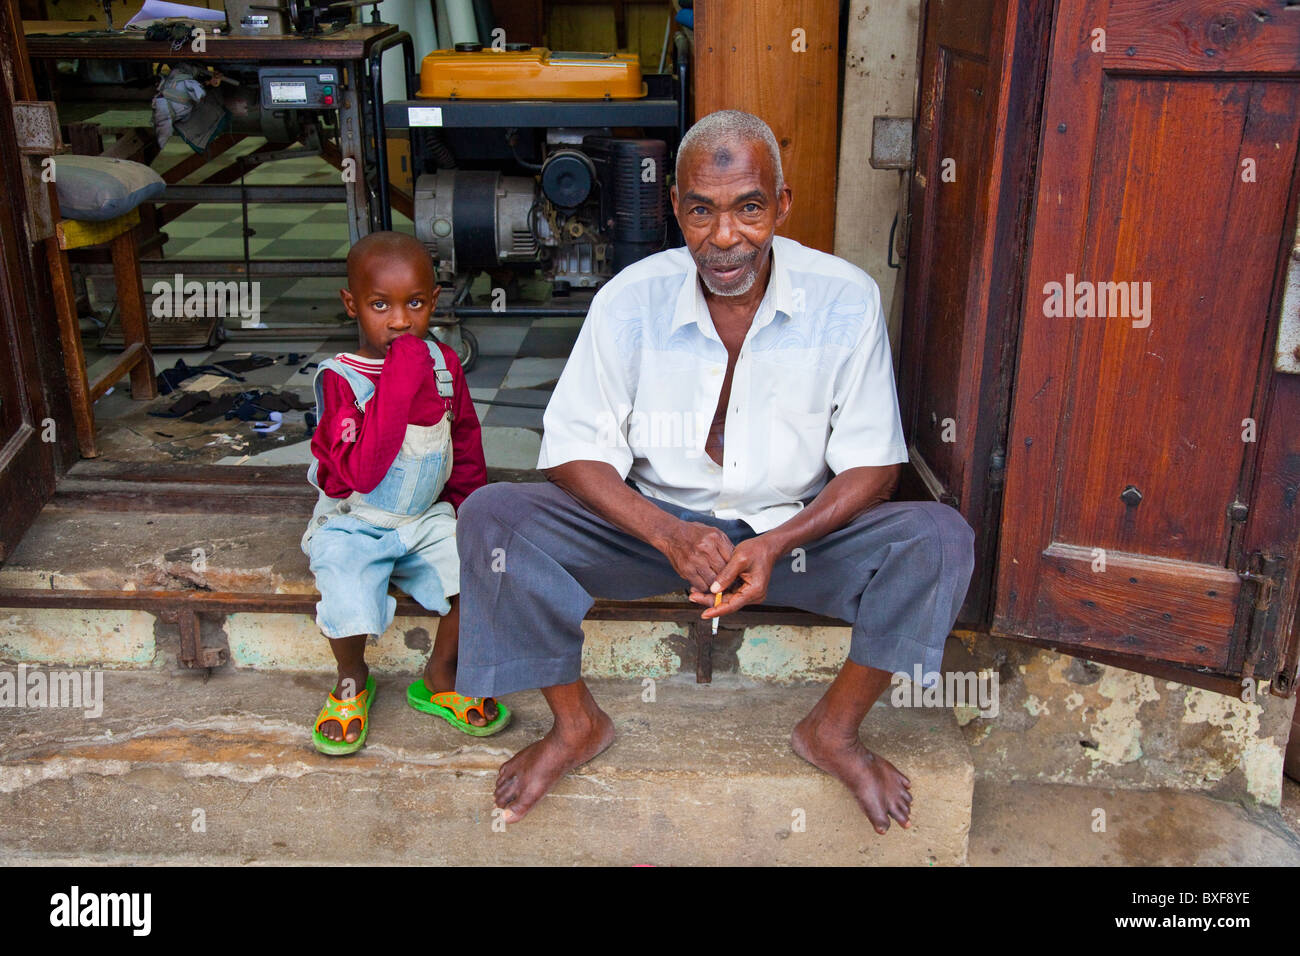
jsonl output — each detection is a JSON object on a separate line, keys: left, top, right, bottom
{"left": 380, "top": 66, "right": 686, "bottom": 366}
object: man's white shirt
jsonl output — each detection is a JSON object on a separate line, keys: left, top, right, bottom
{"left": 537, "top": 235, "right": 908, "bottom": 533}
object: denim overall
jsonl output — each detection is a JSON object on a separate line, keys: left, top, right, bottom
{"left": 303, "top": 339, "right": 455, "bottom": 544}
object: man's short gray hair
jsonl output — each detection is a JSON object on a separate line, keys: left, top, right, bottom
{"left": 675, "top": 109, "right": 784, "bottom": 196}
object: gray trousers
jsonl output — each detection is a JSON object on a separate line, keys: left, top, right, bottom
{"left": 454, "top": 481, "right": 975, "bottom": 698}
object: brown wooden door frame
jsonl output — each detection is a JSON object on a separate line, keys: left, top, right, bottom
{"left": 0, "top": 0, "right": 77, "bottom": 560}
{"left": 993, "top": 0, "right": 1300, "bottom": 696}
{"left": 898, "top": 0, "right": 1056, "bottom": 626}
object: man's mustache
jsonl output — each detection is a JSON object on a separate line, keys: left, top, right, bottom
{"left": 698, "top": 248, "right": 758, "bottom": 270}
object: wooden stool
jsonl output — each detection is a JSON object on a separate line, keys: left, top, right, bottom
{"left": 46, "top": 208, "right": 157, "bottom": 458}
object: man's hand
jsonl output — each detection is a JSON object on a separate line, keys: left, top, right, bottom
{"left": 545, "top": 461, "right": 735, "bottom": 591}
{"left": 660, "top": 520, "right": 734, "bottom": 593}
{"left": 688, "top": 535, "right": 781, "bottom": 618}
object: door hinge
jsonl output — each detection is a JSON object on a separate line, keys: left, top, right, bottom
{"left": 987, "top": 448, "right": 1007, "bottom": 490}
{"left": 12, "top": 101, "right": 64, "bottom": 243}
{"left": 1236, "top": 551, "right": 1285, "bottom": 679}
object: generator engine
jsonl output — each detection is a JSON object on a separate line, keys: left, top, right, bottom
{"left": 413, "top": 133, "right": 668, "bottom": 290}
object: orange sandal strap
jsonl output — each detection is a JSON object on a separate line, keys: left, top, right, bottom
{"left": 314, "top": 686, "right": 371, "bottom": 738}
{"left": 428, "top": 691, "right": 494, "bottom": 725}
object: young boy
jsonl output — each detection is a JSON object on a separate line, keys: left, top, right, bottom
{"left": 302, "top": 230, "right": 508, "bottom": 754}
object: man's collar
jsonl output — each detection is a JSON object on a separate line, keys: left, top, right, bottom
{"left": 671, "top": 236, "right": 796, "bottom": 335}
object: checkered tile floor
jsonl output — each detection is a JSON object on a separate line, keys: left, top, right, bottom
{"left": 82, "top": 124, "right": 582, "bottom": 473}
{"left": 89, "top": 318, "right": 576, "bottom": 470}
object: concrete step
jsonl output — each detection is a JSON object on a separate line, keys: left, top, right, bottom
{"left": 0, "top": 671, "right": 973, "bottom": 865}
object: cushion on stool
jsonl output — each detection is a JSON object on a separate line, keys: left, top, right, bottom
{"left": 52, "top": 155, "right": 165, "bottom": 222}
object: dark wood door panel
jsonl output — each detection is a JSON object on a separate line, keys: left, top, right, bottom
{"left": 1052, "top": 76, "right": 1300, "bottom": 567}
{"left": 0, "top": 1, "right": 61, "bottom": 560}
{"left": 1106, "top": 0, "right": 1300, "bottom": 74}
{"left": 925, "top": 0, "right": 996, "bottom": 56}
{"left": 899, "top": 0, "right": 1055, "bottom": 625}
{"left": 996, "top": 0, "right": 1300, "bottom": 684}
{"left": 908, "top": 49, "right": 991, "bottom": 490}
{"left": 1243, "top": 373, "right": 1300, "bottom": 692}
{"left": 1037, "top": 544, "right": 1241, "bottom": 668}
{"left": 0, "top": 324, "right": 27, "bottom": 441}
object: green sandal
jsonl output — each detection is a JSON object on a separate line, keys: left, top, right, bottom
{"left": 312, "top": 674, "right": 377, "bottom": 756}
{"left": 406, "top": 680, "right": 511, "bottom": 737}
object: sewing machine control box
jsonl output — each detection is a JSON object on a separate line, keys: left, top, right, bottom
{"left": 258, "top": 66, "right": 341, "bottom": 109}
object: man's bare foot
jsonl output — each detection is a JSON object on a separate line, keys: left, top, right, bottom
{"left": 791, "top": 713, "right": 913, "bottom": 834}
{"left": 494, "top": 708, "right": 615, "bottom": 823}
{"left": 422, "top": 659, "right": 497, "bottom": 727}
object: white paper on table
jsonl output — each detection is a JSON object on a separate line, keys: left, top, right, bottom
{"left": 126, "top": 0, "right": 227, "bottom": 28}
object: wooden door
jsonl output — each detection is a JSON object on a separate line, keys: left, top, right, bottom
{"left": 996, "top": 0, "right": 1300, "bottom": 693}
{"left": 0, "top": 2, "right": 65, "bottom": 559}
{"left": 899, "top": 0, "right": 1055, "bottom": 624}
{"left": 693, "top": 0, "right": 841, "bottom": 252}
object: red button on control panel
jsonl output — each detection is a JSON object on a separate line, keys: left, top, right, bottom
{"left": 323, "top": 95, "right": 334, "bottom": 105}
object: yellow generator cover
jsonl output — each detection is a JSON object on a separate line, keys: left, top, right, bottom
{"left": 418, "top": 48, "right": 644, "bottom": 100}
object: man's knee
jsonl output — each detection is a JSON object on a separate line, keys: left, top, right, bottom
{"left": 915, "top": 500, "right": 975, "bottom": 543}
{"left": 458, "top": 482, "right": 514, "bottom": 529}
{"left": 888, "top": 501, "right": 976, "bottom": 576}
{"left": 458, "top": 481, "right": 570, "bottom": 548}
{"left": 920, "top": 502, "right": 975, "bottom": 574}
{"left": 461, "top": 480, "right": 550, "bottom": 525}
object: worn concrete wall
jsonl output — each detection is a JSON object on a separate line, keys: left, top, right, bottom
{"left": 833, "top": 0, "right": 923, "bottom": 355}
{"left": 944, "top": 632, "right": 1296, "bottom": 809}
{"left": 224, "top": 615, "right": 688, "bottom": 678}
{"left": 730, "top": 623, "right": 1295, "bottom": 809}
{"left": 0, "top": 608, "right": 157, "bottom": 667}
{"left": 0, "top": 608, "right": 691, "bottom": 678}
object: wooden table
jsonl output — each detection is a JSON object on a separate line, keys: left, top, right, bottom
{"left": 23, "top": 20, "right": 395, "bottom": 61}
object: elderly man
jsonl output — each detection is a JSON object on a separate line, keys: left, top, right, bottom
{"left": 455, "top": 110, "right": 975, "bottom": 834}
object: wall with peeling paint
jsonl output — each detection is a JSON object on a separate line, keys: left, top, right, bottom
{"left": 945, "top": 633, "right": 1295, "bottom": 809}
{"left": 722, "top": 623, "right": 1294, "bottom": 808}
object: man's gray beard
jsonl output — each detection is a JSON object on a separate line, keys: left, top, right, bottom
{"left": 699, "top": 264, "right": 759, "bottom": 297}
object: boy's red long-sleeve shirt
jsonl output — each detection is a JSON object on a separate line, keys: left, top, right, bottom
{"left": 310, "top": 335, "right": 487, "bottom": 510}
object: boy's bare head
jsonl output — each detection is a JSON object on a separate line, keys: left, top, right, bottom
{"left": 345, "top": 230, "right": 435, "bottom": 289}
{"left": 340, "top": 231, "right": 440, "bottom": 360}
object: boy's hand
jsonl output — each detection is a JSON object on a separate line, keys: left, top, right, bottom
{"left": 386, "top": 332, "right": 425, "bottom": 355}
{"left": 385, "top": 333, "right": 434, "bottom": 368}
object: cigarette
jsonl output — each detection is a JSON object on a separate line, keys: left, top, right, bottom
{"left": 712, "top": 591, "right": 721, "bottom": 635}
